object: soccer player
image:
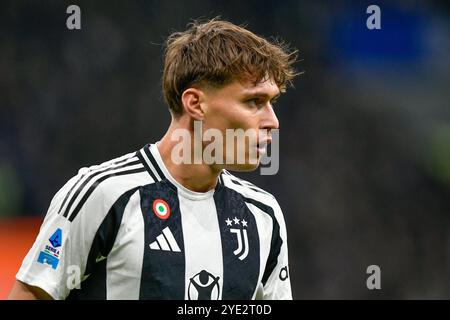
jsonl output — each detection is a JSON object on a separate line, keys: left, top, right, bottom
{"left": 8, "top": 18, "right": 297, "bottom": 300}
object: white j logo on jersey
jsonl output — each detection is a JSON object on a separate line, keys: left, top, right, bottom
{"left": 230, "top": 228, "right": 249, "bottom": 260}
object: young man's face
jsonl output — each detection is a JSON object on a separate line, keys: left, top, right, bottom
{"left": 201, "top": 77, "right": 280, "bottom": 172}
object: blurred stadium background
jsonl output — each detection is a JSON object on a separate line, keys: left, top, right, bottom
{"left": 0, "top": 0, "right": 449, "bottom": 299}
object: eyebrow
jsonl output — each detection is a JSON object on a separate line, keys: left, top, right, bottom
{"left": 242, "top": 91, "right": 281, "bottom": 100}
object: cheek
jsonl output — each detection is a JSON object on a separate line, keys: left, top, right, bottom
{"left": 223, "top": 105, "right": 257, "bottom": 129}
{"left": 229, "top": 110, "right": 259, "bottom": 130}
{"left": 206, "top": 100, "right": 258, "bottom": 131}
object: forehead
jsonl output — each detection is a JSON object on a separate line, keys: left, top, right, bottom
{"left": 239, "top": 78, "right": 280, "bottom": 97}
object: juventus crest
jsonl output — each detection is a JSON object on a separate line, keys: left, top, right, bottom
{"left": 225, "top": 217, "right": 249, "bottom": 260}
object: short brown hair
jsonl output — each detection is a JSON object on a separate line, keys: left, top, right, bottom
{"left": 162, "top": 18, "right": 298, "bottom": 116}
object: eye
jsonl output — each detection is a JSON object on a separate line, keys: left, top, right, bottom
{"left": 245, "top": 98, "right": 264, "bottom": 108}
{"left": 244, "top": 96, "right": 279, "bottom": 109}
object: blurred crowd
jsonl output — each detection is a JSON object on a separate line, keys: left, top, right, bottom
{"left": 0, "top": 1, "right": 449, "bottom": 298}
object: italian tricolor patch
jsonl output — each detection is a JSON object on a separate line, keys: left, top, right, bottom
{"left": 152, "top": 199, "right": 170, "bottom": 219}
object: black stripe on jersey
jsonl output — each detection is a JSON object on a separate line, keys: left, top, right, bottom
{"left": 58, "top": 155, "right": 135, "bottom": 215}
{"left": 228, "top": 177, "right": 273, "bottom": 197}
{"left": 221, "top": 170, "right": 272, "bottom": 197}
{"left": 214, "top": 186, "right": 260, "bottom": 299}
{"left": 61, "top": 158, "right": 140, "bottom": 219}
{"left": 229, "top": 178, "right": 243, "bottom": 186}
{"left": 243, "top": 197, "right": 282, "bottom": 286}
{"left": 144, "top": 146, "right": 166, "bottom": 180}
{"left": 137, "top": 151, "right": 158, "bottom": 182}
{"left": 67, "top": 167, "right": 146, "bottom": 222}
{"left": 139, "top": 182, "right": 185, "bottom": 299}
{"left": 66, "top": 187, "right": 139, "bottom": 300}
{"left": 248, "top": 186, "right": 272, "bottom": 196}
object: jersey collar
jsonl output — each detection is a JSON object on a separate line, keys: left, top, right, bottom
{"left": 138, "top": 143, "right": 222, "bottom": 200}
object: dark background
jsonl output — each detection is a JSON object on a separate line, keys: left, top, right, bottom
{"left": 0, "top": 0, "right": 449, "bottom": 299}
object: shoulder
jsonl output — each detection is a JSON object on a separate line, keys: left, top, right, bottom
{"left": 220, "top": 170, "right": 284, "bottom": 219}
{"left": 54, "top": 150, "right": 153, "bottom": 223}
{"left": 220, "top": 170, "right": 274, "bottom": 200}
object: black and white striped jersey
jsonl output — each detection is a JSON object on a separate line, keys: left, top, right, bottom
{"left": 17, "top": 143, "right": 292, "bottom": 300}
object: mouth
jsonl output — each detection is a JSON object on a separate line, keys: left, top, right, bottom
{"left": 256, "top": 139, "right": 271, "bottom": 157}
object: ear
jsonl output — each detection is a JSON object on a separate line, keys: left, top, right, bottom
{"left": 181, "top": 87, "right": 205, "bottom": 121}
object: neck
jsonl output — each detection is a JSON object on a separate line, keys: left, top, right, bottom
{"left": 157, "top": 118, "right": 221, "bottom": 193}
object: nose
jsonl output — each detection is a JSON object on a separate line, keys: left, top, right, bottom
{"left": 260, "top": 104, "right": 279, "bottom": 131}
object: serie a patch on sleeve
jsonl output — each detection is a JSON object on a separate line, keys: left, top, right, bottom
{"left": 37, "top": 228, "right": 62, "bottom": 270}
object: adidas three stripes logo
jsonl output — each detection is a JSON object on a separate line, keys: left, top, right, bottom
{"left": 149, "top": 227, "right": 181, "bottom": 252}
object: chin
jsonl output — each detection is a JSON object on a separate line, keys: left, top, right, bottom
{"left": 224, "top": 162, "right": 260, "bottom": 172}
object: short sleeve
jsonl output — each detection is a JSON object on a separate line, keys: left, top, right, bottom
{"left": 16, "top": 172, "right": 109, "bottom": 300}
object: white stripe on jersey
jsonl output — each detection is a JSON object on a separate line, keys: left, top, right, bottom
{"left": 80, "top": 152, "right": 137, "bottom": 174}
{"left": 245, "top": 202, "right": 273, "bottom": 299}
{"left": 139, "top": 149, "right": 162, "bottom": 181}
{"left": 106, "top": 190, "right": 144, "bottom": 300}
{"left": 179, "top": 195, "right": 224, "bottom": 300}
